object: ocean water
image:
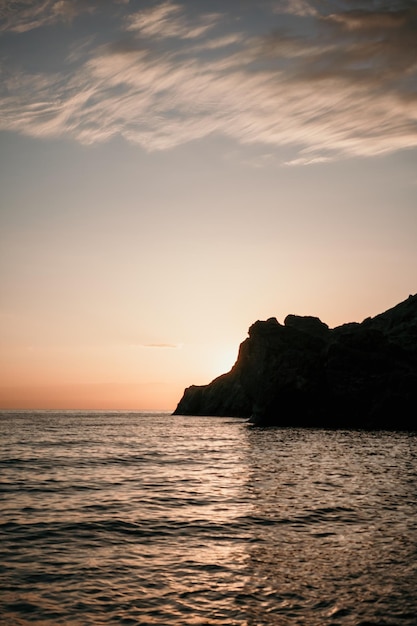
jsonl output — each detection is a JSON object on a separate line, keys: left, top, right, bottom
{"left": 1, "top": 411, "right": 416, "bottom": 626}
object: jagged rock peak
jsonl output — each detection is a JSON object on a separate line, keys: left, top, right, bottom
{"left": 284, "top": 314, "right": 329, "bottom": 338}
{"left": 248, "top": 317, "right": 281, "bottom": 338}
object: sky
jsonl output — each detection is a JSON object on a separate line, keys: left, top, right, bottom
{"left": 0, "top": 0, "right": 416, "bottom": 410}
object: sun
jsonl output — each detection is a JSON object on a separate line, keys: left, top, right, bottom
{"left": 216, "top": 346, "right": 238, "bottom": 376}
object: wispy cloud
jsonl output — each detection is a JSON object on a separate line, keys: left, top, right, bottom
{"left": 0, "top": 0, "right": 416, "bottom": 161}
{"left": 126, "top": 2, "right": 219, "bottom": 40}
{"left": 0, "top": 0, "right": 94, "bottom": 32}
{"left": 273, "top": 0, "right": 318, "bottom": 17}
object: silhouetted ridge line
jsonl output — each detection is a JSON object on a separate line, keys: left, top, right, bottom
{"left": 173, "top": 294, "right": 417, "bottom": 429}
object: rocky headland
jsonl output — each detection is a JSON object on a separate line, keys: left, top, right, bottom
{"left": 173, "top": 294, "right": 417, "bottom": 429}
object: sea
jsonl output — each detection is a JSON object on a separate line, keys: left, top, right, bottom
{"left": 1, "top": 411, "right": 417, "bottom": 626}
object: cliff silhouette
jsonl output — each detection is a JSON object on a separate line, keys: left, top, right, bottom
{"left": 174, "top": 294, "right": 417, "bottom": 429}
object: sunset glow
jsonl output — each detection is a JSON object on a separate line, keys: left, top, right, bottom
{"left": 0, "top": 0, "right": 416, "bottom": 410}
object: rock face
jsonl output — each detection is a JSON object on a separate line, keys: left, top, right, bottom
{"left": 173, "top": 294, "right": 417, "bottom": 429}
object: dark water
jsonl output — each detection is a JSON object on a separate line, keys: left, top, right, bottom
{"left": 1, "top": 412, "right": 417, "bottom": 626}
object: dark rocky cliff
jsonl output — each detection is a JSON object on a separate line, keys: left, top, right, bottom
{"left": 173, "top": 294, "right": 417, "bottom": 429}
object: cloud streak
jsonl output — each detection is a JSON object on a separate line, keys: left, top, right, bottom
{"left": 0, "top": 0, "right": 95, "bottom": 32}
{"left": 0, "top": 0, "right": 416, "bottom": 160}
{"left": 143, "top": 343, "right": 182, "bottom": 349}
{"left": 126, "top": 2, "right": 219, "bottom": 40}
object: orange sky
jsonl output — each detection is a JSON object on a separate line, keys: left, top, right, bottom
{"left": 1, "top": 1, "right": 416, "bottom": 410}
